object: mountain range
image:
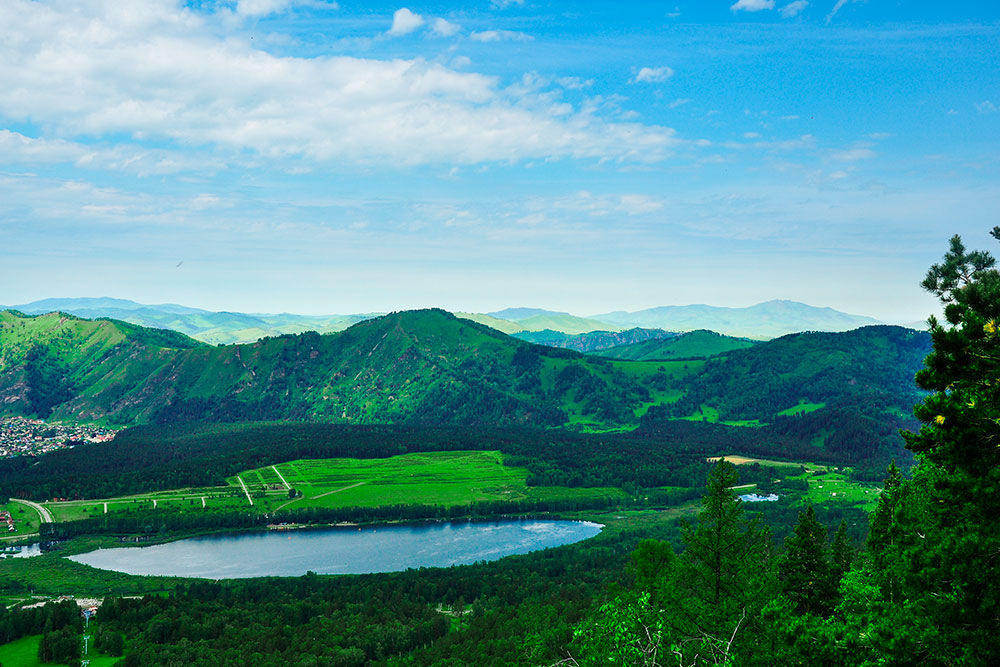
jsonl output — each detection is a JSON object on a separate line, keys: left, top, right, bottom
{"left": 0, "top": 308, "right": 930, "bottom": 459}
{"left": 3, "top": 297, "right": 892, "bottom": 344}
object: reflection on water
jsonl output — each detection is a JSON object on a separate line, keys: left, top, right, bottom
{"left": 0, "top": 543, "right": 42, "bottom": 558}
{"left": 68, "top": 519, "right": 603, "bottom": 579}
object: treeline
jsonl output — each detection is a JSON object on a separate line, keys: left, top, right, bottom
{"left": 0, "top": 599, "right": 81, "bottom": 664}
{"left": 0, "top": 422, "right": 725, "bottom": 500}
{"left": 39, "top": 495, "right": 626, "bottom": 541}
{"left": 639, "top": 404, "right": 917, "bottom": 466}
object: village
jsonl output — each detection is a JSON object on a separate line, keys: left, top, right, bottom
{"left": 0, "top": 416, "right": 117, "bottom": 458}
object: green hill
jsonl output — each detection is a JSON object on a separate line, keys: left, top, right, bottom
{"left": 598, "top": 330, "right": 757, "bottom": 361}
{"left": 640, "top": 325, "right": 932, "bottom": 463}
{"left": 0, "top": 309, "right": 657, "bottom": 428}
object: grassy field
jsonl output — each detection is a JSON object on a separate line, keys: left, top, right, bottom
{"left": 776, "top": 401, "right": 827, "bottom": 417}
{"left": 0, "top": 632, "right": 123, "bottom": 667}
{"left": 708, "top": 454, "right": 809, "bottom": 468}
{"left": 797, "top": 469, "right": 881, "bottom": 512}
{"left": 0, "top": 500, "right": 43, "bottom": 538}
{"left": 707, "top": 454, "right": 880, "bottom": 512}
{"left": 249, "top": 450, "right": 623, "bottom": 512}
{"left": 41, "top": 451, "right": 625, "bottom": 520}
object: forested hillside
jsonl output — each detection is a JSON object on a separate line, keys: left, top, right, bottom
{"left": 511, "top": 327, "right": 675, "bottom": 352}
{"left": 0, "top": 309, "right": 654, "bottom": 428}
{"left": 597, "top": 329, "right": 757, "bottom": 360}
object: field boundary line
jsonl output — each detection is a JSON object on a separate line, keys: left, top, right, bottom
{"left": 312, "top": 481, "right": 366, "bottom": 500}
{"left": 272, "top": 465, "right": 291, "bottom": 490}
{"left": 237, "top": 475, "right": 254, "bottom": 506}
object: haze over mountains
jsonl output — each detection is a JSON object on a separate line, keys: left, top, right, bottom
{"left": 4, "top": 297, "right": 894, "bottom": 344}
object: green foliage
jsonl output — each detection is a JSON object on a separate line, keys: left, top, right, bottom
{"left": 0, "top": 309, "right": 661, "bottom": 429}
{"left": 599, "top": 329, "right": 757, "bottom": 362}
{"left": 779, "top": 505, "right": 836, "bottom": 616}
{"left": 851, "top": 230, "right": 1000, "bottom": 666}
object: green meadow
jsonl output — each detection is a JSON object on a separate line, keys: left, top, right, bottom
{"left": 41, "top": 451, "right": 624, "bottom": 521}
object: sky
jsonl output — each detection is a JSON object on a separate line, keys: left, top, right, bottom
{"left": 1, "top": 0, "right": 998, "bottom": 321}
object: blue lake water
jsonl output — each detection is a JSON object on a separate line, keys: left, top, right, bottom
{"left": 68, "top": 519, "right": 603, "bottom": 578}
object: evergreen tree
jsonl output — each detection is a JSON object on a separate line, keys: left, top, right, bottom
{"left": 830, "top": 519, "right": 853, "bottom": 579}
{"left": 670, "top": 459, "right": 775, "bottom": 664}
{"left": 859, "top": 229, "right": 1000, "bottom": 666}
{"left": 779, "top": 505, "right": 835, "bottom": 617}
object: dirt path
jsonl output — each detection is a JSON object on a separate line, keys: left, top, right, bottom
{"left": 272, "top": 465, "right": 291, "bottom": 490}
{"left": 237, "top": 476, "right": 254, "bottom": 506}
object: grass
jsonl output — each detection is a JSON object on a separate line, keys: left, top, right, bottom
{"left": 706, "top": 454, "right": 879, "bottom": 511}
{"left": 0, "top": 635, "right": 47, "bottom": 666}
{"left": 796, "top": 469, "right": 881, "bottom": 512}
{"left": 776, "top": 401, "right": 827, "bottom": 417}
{"left": 0, "top": 630, "right": 123, "bottom": 667}
{"left": 0, "top": 501, "right": 43, "bottom": 537}
{"left": 707, "top": 455, "right": 810, "bottom": 469}
{"left": 0, "top": 552, "right": 182, "bottom": 596}
{"left": 256, "top": 450, "right": 623, "bottom": 512}
{"left": 41, "top": 451, "right": 625, "bottom": 521}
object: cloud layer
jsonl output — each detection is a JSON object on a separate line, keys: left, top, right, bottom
{"left": 0, "top": 0, "right": 677, "bottom": 168}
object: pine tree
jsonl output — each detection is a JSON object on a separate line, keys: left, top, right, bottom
{"left": 830, "top": 520, "right": 853, "bottom": 579}
{"left": 780, "top": 505, "right": 835, "bottom": 616}
{"left": 861, "top": 229, "right": 1000, "bottom": 666}
{"left": 670, "top": 459, "right": 775, "bottom": 664}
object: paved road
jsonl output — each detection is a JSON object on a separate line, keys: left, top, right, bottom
{"left": 11, "top": 498, "right": 53, "bottom": 523}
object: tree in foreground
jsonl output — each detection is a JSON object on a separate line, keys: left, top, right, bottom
{"left": 854, "top": 229, "right": 1000, "bottom": 666}
{"left": 567, "top": 460, "right": 774, "bottom": 666}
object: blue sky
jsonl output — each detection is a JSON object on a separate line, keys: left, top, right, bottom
{"left": 1, "top": 0, "right": 998, "bottom": 320}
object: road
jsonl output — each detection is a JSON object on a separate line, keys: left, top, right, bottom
{"left": 11, "top": 498, "right": 53, "bottom": 523}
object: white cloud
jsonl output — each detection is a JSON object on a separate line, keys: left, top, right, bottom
{"left": 730, "top": 0, "right": 775, "bottom": 12}
{"left": 632, "top": 67, "right": 674, "bottom": 84}
{"left": 557, "top": 77, "right": 593, "bottom": 90}
{"left": 491, "top": 0, "right": 525, "bottom": 8}
{"left": 388, "top": 8, "right": 424, "bottom": 36}
{"left": 0, "top": 130, "right": 226, "bottom": 175}
{"left": 0, "top": 1, "right": 677, "bottom": 167}
{"left": 668, "top": 98, "right": 691, "bottom": 108}
{"left": 831, "top": 147, "right": 876, "bottom": 161}
{"left": 976, "top": 100, "right": 997, "bottom": 114}
{"left": 528, "top": 191, "right": 665, "bottom": 217}
{"left": 470, "top": 30, "right": 532, "bottom": 42}
{"left": 780, "top": 1, "right": 808, "bottom": 18}
{"left": 232, "top": 0, "right": 337, "bottom": 18}
{"left": 826, "top": 0, "right": 860, "bottom": 23}
{"left": 431, "top": 18, "right": 460, "bottom": 37}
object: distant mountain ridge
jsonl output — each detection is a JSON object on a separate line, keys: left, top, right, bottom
{"left": 592, "top": 299, "right": 882, "bottom": 338}
{"left": 7, "top": 297, "right": 381, "bottom": 345}
{"left": 4, "top": 297, "right": 890, "bottom": 343}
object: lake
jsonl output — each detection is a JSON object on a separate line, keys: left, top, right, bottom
{"left": 68, "top": 519, "right": 603, "bottom": 578}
